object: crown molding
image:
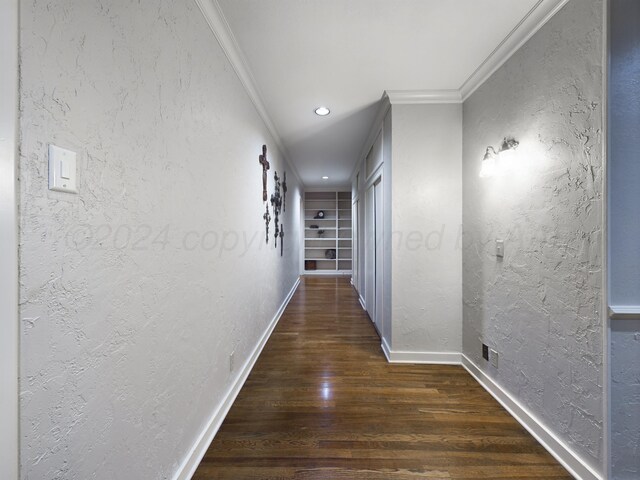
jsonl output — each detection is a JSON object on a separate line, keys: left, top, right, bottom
{"left": 385, "top": 89, "right": 463, "bottom": 104}
{"left": 377, "top": 1, "right": 568, "bottom": 106}
{"left": 197, "top": 0, "right": 569, "bottom": 187}
{"left": 194, "top": 0, "right": 304, "bottom": 186}
{"left": 459, "top": 0, "right": 570, "bottom": 100}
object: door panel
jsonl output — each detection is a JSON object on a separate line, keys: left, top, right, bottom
{"left": 364, "top": 185, "right": 375, "bottom": 322}
{"left": 374, "top": 178, "right": 383, "bottom": 334}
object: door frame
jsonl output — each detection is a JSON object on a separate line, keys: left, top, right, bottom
{"left": 364, "top": 165, "right": 383, "bottom": 329}
{"left": 0, "top": 0, "right": 20, "bottom": 478}
{"left": 364, "top": 180, "right": 376, "bottom": 323}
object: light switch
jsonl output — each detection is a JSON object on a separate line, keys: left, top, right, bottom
{"left": 496, "top": 239, "right": 504, "bottom": 258}
{"left": 60, "top": 159, "right": 71, "bottom": 179}
{"left": 48, "top": 144, "right": 78, "bottom": 193}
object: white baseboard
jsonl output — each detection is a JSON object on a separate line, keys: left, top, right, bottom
{"left": 381, "top": 336, "right": 392, "bottom": 361}
{"left": 461, "top": 355, "right": 602, "bottom": 480}
{"left": 358, "top": 294, "right": 366, "bottom": 311}
{"left": 382, "top": 345, "right": 461, "bottom": 365}
{"left": 172, "top": 277, "right": 301, "bottom": 480}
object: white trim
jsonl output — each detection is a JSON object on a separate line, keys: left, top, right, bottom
{"left": 194, "top": 0, "right": 303, "bottom": 187}
{"left": 602, "top": 2, "right": 610, "bottom": 477}
{"left": 358, "top": 294, "right": 366, "bottom": 311}
{"left": 381, "top": 337, "right": 392, "bottom": 362}
{"left": 0, "top": 0, "right": 20, "bottom": 478}
{"left": 172, "top": 277, "right": 300, "bottom": 480}
{"left": 460, "top": 0, "right": 569, "bottom": 100}
{"left": 385, "top": 90, "right": 462, "bottom": 104}
{"left": 608, "top": 305, "right": 640, "bottom": 320}
{"left": 383, "top": 348, "right": 462, "bottom": 365}
{"left": 196, "top": 0, "right": 569, "bottom": 188}
{"left": 461, "top": 355, "right": 603, "bottom": 480}
{"left": 350, "top": 95, "right": 390, "bottom": 184}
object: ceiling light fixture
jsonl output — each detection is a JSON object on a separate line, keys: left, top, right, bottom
{"left": 314, "top": 106, "right": 330, "bottom": 116}
{"left": 480, "top": 137, "right": 519, "bottom": 178}
{"left": 322, "top": 176, "right": 329, "bottom": 180}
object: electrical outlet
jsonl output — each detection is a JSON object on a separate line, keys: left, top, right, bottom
{"left": 482, "top": 343, "right": 489, "bottom": 361}
{"left": 229, "top": 352, "right": 235, "bottom": 372}
{"left": 496, "top": 239, "right": 504, "bottom": 258}
{"left": 490, "top": 349, "right": 499, "bottom": 368}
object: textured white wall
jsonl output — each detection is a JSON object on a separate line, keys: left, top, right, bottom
{"left": 609, "top": 0, "right": 640, "bottom": 477}
{"left": 18, "top": 1, "right": 300, "bottom": 479}
{"left": 462, "top": 0, "right": 604, "bottom": 473}
{"left": 391, "top": 104, "right": 462, "bottom": 353}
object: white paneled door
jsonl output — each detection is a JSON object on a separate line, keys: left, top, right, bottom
{"left": 365, "top": 175, "right": 383, "bottom": 337}
{"left": 365, "top": 184, "right": 375, "bottom": 324}
{"left": 374, "top": 177, "right": 384, "bottom": 335}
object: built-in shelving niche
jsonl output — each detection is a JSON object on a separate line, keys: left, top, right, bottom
{"left": 303, "top": 191, "right": 352, "bottom": 274}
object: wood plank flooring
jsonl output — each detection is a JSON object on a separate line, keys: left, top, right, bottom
{"left": 193, "top": 276, "right": 572, "bottom": 479}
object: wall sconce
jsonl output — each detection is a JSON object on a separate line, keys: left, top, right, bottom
{"left": 479, "top": 137, "right": 519, "bottom": 178}
{"left": 479, "top": 147, "right": 498, "bottom": 178}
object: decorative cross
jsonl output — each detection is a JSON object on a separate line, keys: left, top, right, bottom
{"left": 270, "top": 170, "right": 282, "bottom": 249}
{"left": 280, "top": 224, "right": 284, "bottom": 256}
{"left": 259, "top": 144, "right": 270, "bottom": 202}
{"left": 263, "top": 204, "right": 271, "bottom": 244}
{"left": 282, "top": 172, "right": 288, "bottom": 212}
{"left": 274, "top": 222, "right": 279, "bottom": 248}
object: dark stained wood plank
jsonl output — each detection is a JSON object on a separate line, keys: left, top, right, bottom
{"left": 192, "top": 276, "right": 572, "bottom": 479}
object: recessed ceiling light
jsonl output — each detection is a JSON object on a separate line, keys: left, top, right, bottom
{"left": 322, "top": 176, "right": 329, "bottom": 180}
{"left": 315, "top": 106, "right": 330, "bottom": 116}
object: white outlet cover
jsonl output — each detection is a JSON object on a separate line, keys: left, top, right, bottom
{"left": 48, "top": 144, "right": 78, "bottom": 193}
{"left": 490, "top": 349, "right": 499, "bottom": 368}
{"left": 496, "top": 239, "right": 504, "bottom": 258}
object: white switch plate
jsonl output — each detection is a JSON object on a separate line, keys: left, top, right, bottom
{"left": 490, "top": 349, "right": 499, "bottom": 368}
{"left": 496, "top": 239, "right": 504, "bottom": 258}
{"left": 48, "top": 144, "right": 78, "bottom": 193}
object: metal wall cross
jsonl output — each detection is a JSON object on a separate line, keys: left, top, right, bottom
{"left": 259, "top": 144, "right": 270, "bottom": 202}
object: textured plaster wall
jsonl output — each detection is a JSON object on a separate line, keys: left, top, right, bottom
{"left": 391, "top": 104, "right": 462, "bottom": 353}
{"left": 462, "top": 0, "right": 604, "bottom": 473}
{"left": 18, "top": 1, "right": 300, "bottom": 479}
{"left": 609, "top": 0, "right": 640, "bottom": 476}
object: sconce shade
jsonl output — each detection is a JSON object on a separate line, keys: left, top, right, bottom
{"left": 479, "top": 139, "right": 519, "bottom": 178}
{"left": 498, "top": 137, "right": 519, "bottom": 168}
{"left": 480, "top": 147, "right": 498, "bottom": 178}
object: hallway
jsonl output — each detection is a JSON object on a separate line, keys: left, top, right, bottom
{"left": 193, "top": 276, "right": 571, "bottom": 479}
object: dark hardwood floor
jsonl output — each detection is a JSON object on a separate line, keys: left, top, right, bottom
{"left": 193, "top": 276, "right": 572, "bottom": 479}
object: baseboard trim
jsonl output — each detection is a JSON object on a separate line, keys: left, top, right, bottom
{"left": 461, "top": 355, "right": 602, "bottom": 480}
{"left": 358, "top": 294, "right": 366, "bottom": 311}
{"left": 381, "top": 337, "right": 392, "bottom": 362}
{"left": 172, "top": 277, "right": 301, "bottom": 480}
{"left": 383, "top": 348, "right": 462, "bottom": 365}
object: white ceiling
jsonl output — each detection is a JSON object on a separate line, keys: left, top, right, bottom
{"left": 214, "top": 0, "right": 548, "bottom": 187}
